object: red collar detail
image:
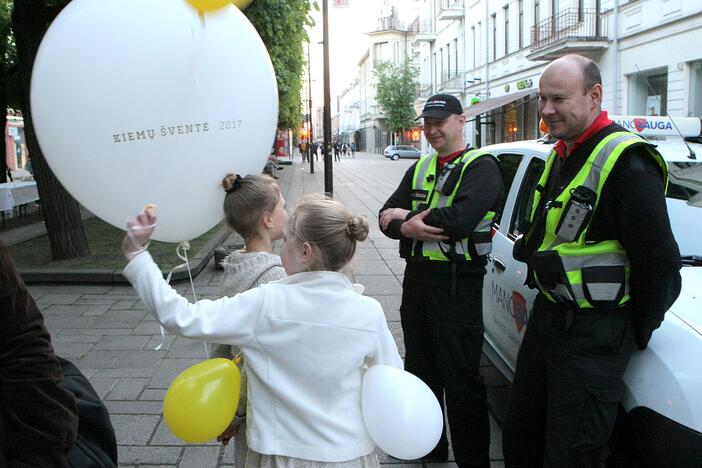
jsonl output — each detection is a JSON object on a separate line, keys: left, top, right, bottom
{"left": 554, "top": 111, "right": 612, "bottom": 160}
{"left": 438, "top": 149, "right": 464, "bottom": 168}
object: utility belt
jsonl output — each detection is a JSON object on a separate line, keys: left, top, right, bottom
{"left": 529, "top": 249, "right": 629, "bottom": 311}
{"left": 404, "top": 253, "right": 485, "bottom": 297}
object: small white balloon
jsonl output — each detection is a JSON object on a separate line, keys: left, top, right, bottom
{"left": 362, "top": 365, "right": 443, "bottom": 460}
{"left": 31, "top": 0, "right": 278, "bottom": 242}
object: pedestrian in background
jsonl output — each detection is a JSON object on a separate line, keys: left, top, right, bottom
{"left": 504, "top": 54, "right": 682, "bottom": 467}
{"left": 379, "top": 93, "right": 503, "bottom": 467}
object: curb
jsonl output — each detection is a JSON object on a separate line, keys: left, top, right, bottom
{"left": 19, "top": 225, "right": 233, "bottom": 284}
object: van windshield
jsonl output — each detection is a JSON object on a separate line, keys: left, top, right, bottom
{"left": 666, "top": 161, "right": 702, "bottom": 257}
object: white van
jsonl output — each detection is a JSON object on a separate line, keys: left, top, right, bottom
{"left": 481, "top": 116, "right": 702, "bottom": 465}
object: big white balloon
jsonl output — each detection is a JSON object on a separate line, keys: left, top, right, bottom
{"left": 31, "top": 0, "right": 277, "bottom": 242}
{"left": 361, "top": 365, "right": 444, "bottom": 460}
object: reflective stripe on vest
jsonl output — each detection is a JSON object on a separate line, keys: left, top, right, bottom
{"left": 529, "top": 131, "right": 668, "bottom": 309}
{"left": 410, "top": 149, "right": 496, "bottom": 261}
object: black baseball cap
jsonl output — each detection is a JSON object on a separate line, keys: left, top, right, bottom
{"left": 415, "top": 93, "right": 464, "bottom": 120}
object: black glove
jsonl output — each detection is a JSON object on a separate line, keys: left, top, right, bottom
{"left": 633, "top": 325, "right": 655, "bottom": 350}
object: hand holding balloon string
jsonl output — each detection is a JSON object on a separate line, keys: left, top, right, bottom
{"left": 122, "top": 205, "right": 157, "bottom": 261}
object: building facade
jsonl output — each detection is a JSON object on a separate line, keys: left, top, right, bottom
{"left": 407, "top": 0, "right": 702, "bottom": 151}
{"left": 355, "top": 7, "right": 421, "bottom": 154}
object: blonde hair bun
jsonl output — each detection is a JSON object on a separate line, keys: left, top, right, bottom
{"left": 347, "top": 215, "right": 369, "bottom": 241}
{"left": 221, "top": 173, "right": 242, "bottom": 193}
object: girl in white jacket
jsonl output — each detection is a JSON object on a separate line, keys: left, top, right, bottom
{"left": 122, "top": 195, "right": 402, "bottom": 468}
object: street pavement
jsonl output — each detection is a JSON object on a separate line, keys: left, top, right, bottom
{"left": 22, "top": 151, "right": 508, "bottom": 467}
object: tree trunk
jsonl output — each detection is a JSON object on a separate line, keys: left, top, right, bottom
{"left": 13, "top": 0, "right": 89, "bottom": 259}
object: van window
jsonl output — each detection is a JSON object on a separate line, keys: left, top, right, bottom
{"left": 492, "top": 153, "right": 523, "bottom": 227}
{"left": 497, "top": 153, "right": 523, "bottom": 194}
{"left": 510, "top": 157, "right": 545, "bottom": 238}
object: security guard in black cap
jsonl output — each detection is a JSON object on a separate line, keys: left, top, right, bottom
{"left": 380, "top": 94, "right": 502, "bottom": 467}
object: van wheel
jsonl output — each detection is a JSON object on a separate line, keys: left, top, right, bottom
{"left": 391, "top": 154, "right": 399, "bottom": 160}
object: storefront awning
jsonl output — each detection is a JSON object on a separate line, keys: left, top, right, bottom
{"left": 464, "top": 89, "right": 536, "bottom": 118}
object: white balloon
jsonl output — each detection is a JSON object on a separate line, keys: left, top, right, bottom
{"left": 31, "top": 0, "right": 278, "bottom": 242}
{"left": 361, "top": 365, "right": 443, "bottom": 460}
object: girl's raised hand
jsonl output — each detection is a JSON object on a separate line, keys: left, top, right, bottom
{"left": 122, "top": 205, "right": 157, "bottom": 261}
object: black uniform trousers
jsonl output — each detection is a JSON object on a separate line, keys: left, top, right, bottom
{"left": 502, "top": 294, "right": 635, "bottom": 468}
{"left": 400, "top": 262, "right": 490, "bottom": 468}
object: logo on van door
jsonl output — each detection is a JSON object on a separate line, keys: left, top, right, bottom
{"left": 512, "top": 292, "right": 528, "bottom": 333}
{"left": 491, "top": 282, "right": 529, "bottom": 333}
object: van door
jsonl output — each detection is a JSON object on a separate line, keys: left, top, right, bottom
{"left": 483, "top": 152, "right": 544, "bottom": 377}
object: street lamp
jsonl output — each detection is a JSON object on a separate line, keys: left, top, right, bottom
{"left": 322, "top": 0, "right": 333, "bottom": 196}
{"left": 306, "top": 40, "right": 314, "bottom": 174}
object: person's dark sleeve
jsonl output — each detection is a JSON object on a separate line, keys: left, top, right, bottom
{"left": 605, "top": 149, "right": 682, "bottom": 350}
{"left": 424, "top": 156, "right": 503, "bottom": 240}
{"left": 379, "top": 162, "right": 419, "bottom": 239}
{"left": 0, "top": 242, "right": 78, "bottom": 467}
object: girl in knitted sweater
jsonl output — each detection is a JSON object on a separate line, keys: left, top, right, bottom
{"left": 122, "top": 195, "right": 401, "bottom": 468}
{"left": 212, "top": 173, "right": 288, "bottom": 463}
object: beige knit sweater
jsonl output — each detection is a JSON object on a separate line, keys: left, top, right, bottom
{"left": 209, "top": 250, "right": 286, "bottom": 418}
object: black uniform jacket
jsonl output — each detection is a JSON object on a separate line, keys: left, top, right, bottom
{"left": 379, "top": 150, "right": 503, "bottom": 271}
{"left": 519, "top": 123, "right": 682, "bottom": 342}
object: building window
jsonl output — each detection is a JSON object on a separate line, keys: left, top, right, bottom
{"left": 447, "top": 43, "right": 451, "bottom": 77}
{"left": 525, "top": 96, "right": 539, "bottom": 140}
{"left": 502, "top": 102, "right": 523, "bottom": 142}
{"left": 628, "top": 68, "right": 668, "bottom": 116}
{"left": 471, "top": 26, "right": 476, "bottom": 68}
{"left": 691, "top": 60, "right": 702, "bottom": 117}
{"left": 518, "top": 0, "right": 524, "bottom": 48}
{"left": 439, "top": 48, "right": 444, "bottom": 81}
{"left": 534, "top": 0, "right": 540, "bottom": 26}
{"left": 477, "top": 22, "right": 482, "bottom": 66}
{"left": 504, "top": 5, "right": 510, "bottom": 57}
{"left": 433, "top": 52, "right": 437, "bottom": 86}
{"left": 491, "top": 13, "right": 496, "bottom": 62}
{"left": 454, "top": 38, "right": 459, "bottom": 76}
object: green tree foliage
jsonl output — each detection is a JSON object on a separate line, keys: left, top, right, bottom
{"left": 373, "top": 59, "right": 419, "bottom": 136}
{"left": 245, "top": 0, "right": 315, "bottom": 133}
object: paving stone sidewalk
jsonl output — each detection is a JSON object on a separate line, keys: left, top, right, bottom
{"left": 25, "top": 152, "right": 508, "bottom": 467}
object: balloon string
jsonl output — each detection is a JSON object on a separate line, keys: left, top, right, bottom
{"left": 154, "top": 242, "right": 208, "bottom": 359}
{"left": 188, "top": 12, "right": 206, "bottom": 106}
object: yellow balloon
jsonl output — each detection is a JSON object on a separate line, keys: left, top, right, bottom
{"left": 186, "top": 0, "right": 231, "bottom": 12}
{"left": 232, "top": 0, "right": 254, "bottom": 9}
{"left": 163, "top": 358, "right": 241, "bottom": 443}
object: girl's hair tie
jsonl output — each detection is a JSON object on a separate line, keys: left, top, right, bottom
{"left": 224, "top": 174, "right": 243, "bottom": 193}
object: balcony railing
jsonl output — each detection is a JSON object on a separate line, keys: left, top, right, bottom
{"left": 419, "top": 84, "right": 433, "bottom": 98}
{"left": 439, "top": 0, "right": 464, "bottom": 12}
{"left": 439, "top": 0, "right": 463, "bottom": 16}
{"left": 415, "top": 84, "right": 433, "bottom": 98}
{"left": 410, "top": 20, "right": 436, "bottom": 35}
{"left": 438, "top": 72, "right": 463, "bottom": 92}
{"left": 530, "top": 8, "right": 606, "bottom": 52}
{"left": 375, "top": 16, "right": 405, "bottom": 32}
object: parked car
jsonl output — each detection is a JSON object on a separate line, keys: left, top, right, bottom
{"left": 383, "top": 145, "right": 421, "bottom": 160}
{"left": 481, "top": 115, "right": 702, "bottom": 466}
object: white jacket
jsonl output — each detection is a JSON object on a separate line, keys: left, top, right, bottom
{"left": 123, "top": 252, "right": 402, "bottom": 462}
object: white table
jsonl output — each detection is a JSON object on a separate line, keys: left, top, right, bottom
{"left": 0, "top": 181, "right": 39, "bottom": 226}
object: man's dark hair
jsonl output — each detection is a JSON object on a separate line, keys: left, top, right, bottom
{"left": 582, "top": 60, "right": 602, "bottom": 92}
